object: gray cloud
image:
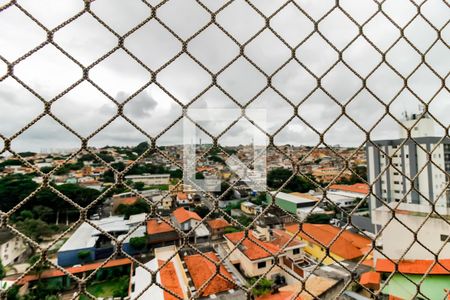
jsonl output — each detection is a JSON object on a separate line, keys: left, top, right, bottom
{"left": 0, "top": 0, "right": 448, "bottom": 152}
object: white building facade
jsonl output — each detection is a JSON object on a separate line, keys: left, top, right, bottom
{"left": 367, "top": 113, "right": 450, "bottom": 212}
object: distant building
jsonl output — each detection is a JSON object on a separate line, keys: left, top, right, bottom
{"left": 316, "top": 183, "right": 369, "bottom": 208}
{"left": 269, "top": 192, "right": 325, "bottom": 220}
{"left": 240, "top": 201, "right": 262, "bottom": 216}
{"left": 367, "top": 112, "right": 450, "bottom": 211}
{"left": 176, "top": 192, "right": 193, "bottom": 206}
{"left": 125, "top": 174, "right": 170, "bottom": 186}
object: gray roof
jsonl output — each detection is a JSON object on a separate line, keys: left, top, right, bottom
{"left": 59, "top": 215, "right": 145, "bottom": 252}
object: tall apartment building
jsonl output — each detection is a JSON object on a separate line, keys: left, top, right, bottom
{"left": 367, "top": 112, "right": 450, "bottom": 211}
{"left": 367, "top": 111, "right": 450, "bottom": 260}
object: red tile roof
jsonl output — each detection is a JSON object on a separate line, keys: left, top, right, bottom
{"left": 158, "top": 260, "right": 184, "bottom": 300}
{"left": 147, "top": 218, "right": 176, "bottom": 235}
{"left": 17, "top": 258, "right": 131, "bottom": 284}
{"left": 224, "top": 229, "right": 302, "bottom": 261}
{"left": 119, "top": 196, "right": 138, "bottom": 205}
{"left": 376, "top": 259, "right": 450, "bottom": 275}
{"left": 329, "top": 183, "right": 369, "bottom": 195}
{"left": 359, "top": 271, "right": 381, "bottom": 290}
{"left": 172, "top": 207, "right": 201, "bottom": 224}
{"left": 177, "top": 192, "right": 188, "bottom": 200}
{"left": 207, "top": 218, "right": 231, "bottom": 230}
{"left": 285, "top": 223, "right": 371, "bottom": 260}
{"left": 184, "top": 252, "right": 235, "bottom": 297}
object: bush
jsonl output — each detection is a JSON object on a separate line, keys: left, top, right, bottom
{"left": 249, "top": 278, "right": 273, "bottom": 297}
{"left": 306, "top": 213, "right": 332, "bottom": 224}
{"left": 129, "top": 236, "right": 147, "bottom": 250}
{"left": 77, "top": 250, "right": 92, "bottom": 261}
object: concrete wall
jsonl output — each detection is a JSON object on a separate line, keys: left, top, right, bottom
{"left": 373, "top": 208, "right": 450, "bottom": 260}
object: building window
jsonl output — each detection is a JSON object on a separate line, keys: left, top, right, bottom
{"left": 257, "top": 261, "right": 267, "bottom": 269}
{"left": 293, "top": 248, "right": 300, "bottom": 255}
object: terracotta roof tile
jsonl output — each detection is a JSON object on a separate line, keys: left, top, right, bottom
{"left": 184, "top": 252, "right": 235, "bottom": 296}
{"left": 177, "top": 192, "right": 188, "bottom": 200}
{"left": 285, "top": 224, "right": 371, "bottom": 260}
{"left": 119, "top": 197, "right": 138, "bottom": 205}
{"left": 18, "top": 258, "right": 131, "bottom": 284}
{"left": 147, "top": 218, "right": 176, "bottom": 235}
{"left": 224, "top": 230, "right": 302, "bottom": 261}
{"left": 359, "top": 271, "right": 381, "bottom": 290}
{"left": 376, "top": 259, "right": 450, "bottom": 275}
{"left": 172, "top": 207, "right": 201, "bottom": 224}
{"left": 158, "top": 260, "right": 184, "bottom": 300}
{"left": 329, "top": 183, "right": 369, "bottom": 195}
{"left": 207, "top": 218, "right": 231, "bottom": 230}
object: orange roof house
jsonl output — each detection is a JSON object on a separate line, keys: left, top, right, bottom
{"left": 285, "top": 223, "right": 372, "bottom": 261}
{"left": 147, "top": 218, "right": 176, "bottom": 235}
{"left": 224, "top": 229, "right": 303, "bottom": 261}
{"left": 172, "top": 207, "right": 201, "bottom": 224}
{"left": 184, "top": 252, "right": 235, "bottom": 297}
{"left": 207, "top": 218, "right": 231, "bottom": 230}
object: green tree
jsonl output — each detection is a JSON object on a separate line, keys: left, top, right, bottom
{"left": 133, "top": 182, "right": 145, "bottom": 191}
{"left": 15, "top": 219, "right": 53, "bottom": 241}
{"left": 77, "top": 250, "right": 92, "bottom": 262}
{"left": 249, "top": 278, "right": 273, "bottom": 297}
{"left": 129, "top": 236, "right": 147, "bottom": 250}
{"left": 19, "top": 210, "right": 34, "bottom": 220}
{"left": 32, "top": 205, "right": 54, "bottom": 221}
{"left": 306, "top": 213, "right": 332, "bottom": 224}
{"left": 194, "top": 206, "right": 210, "bottom": 218}
{"left": 267, "top": 168, "right": 315, "bottom": 192}
{"left": 0, "top": 258, "right": 5, "bottom": 279}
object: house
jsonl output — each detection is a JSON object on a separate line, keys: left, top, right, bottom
{"left": 285, "top": 223, "right": 372, "bottom": 265}
{"left": 130, "top": 246, "right": 189, "bottom": 300}
{"left": 183, "top": 252, "right": 236, "bottom": 297}
{"left": 176, "top": 192, "right": 193, "bottom": 206}
{"left": 146, "top": 218, "right": 180, "bottom": 247}
{"left": 207, "top": 218, "right": 231, "bottom": 240}
{"left": 224, "top": 226, "right": 306, "bottom": 278}
{"left": 146, "top": 208, "right": 210, "bottom": 247}
{"left": 153, "top": 193, "right": 173, "bottom": 210}
{"left": 240, "top": 201, "right": 262, "bottom": 216}
{"left": 312, "top": 167, "right": 352, "bottom": 183}
{"left": 172, "top": 207, "right": 201, "bottom": 232}
{"left": 269, "top": 192, "right": 325, "bottom": 220}
{"left": 57, "top": 216, "right": 147, "bottom": 267}
{"left": 0, "top": 231, "right": 28, "bottom": 266}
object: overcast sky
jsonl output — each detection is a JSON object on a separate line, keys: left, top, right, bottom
{"left": 0, "top": 0, "right": 449, "bottom": 152}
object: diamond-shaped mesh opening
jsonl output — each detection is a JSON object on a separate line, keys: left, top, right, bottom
{"left": 0, "top": 0, "right": 449, "bottom": 299}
